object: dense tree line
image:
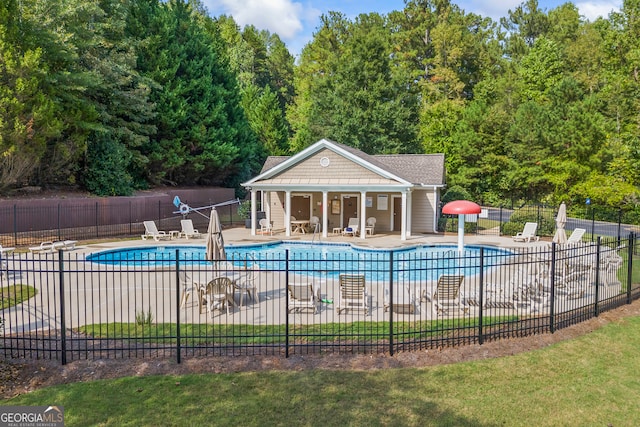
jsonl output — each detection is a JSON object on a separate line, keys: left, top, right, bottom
{"left": 1, "top": 0, "right": 639, "bottom": 212}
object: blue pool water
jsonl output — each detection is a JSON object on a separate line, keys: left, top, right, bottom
{"left": 86, "top": 242, "right": 513, "bottom": 282}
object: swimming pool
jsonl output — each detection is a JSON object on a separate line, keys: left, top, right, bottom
{"left": 86, "top": 242, "right": 513, "bottom": 282}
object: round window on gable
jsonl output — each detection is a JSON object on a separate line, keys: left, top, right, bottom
{"left": 320, "top": 157, "right": 330, "bottom": 167}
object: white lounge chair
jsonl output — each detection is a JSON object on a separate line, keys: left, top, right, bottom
{"left": 29, "top": 240, "right": 77, "bottom": 254}
{"left": 30, "top": 241, "right": 55, "bottom": 253}
{"left": 141, "top": 221, "right": 171, "bottom": 241}
{"left": 54, "top": 240, "right": 77, "bottom": 250}
{"left": 513, "top": 222, "right": 540, "bottom": 242}
{"left": 342, "top": 218, "right": 359, "bottom": 237}
{"left": 426, "top": 274, "right": 466, "bottom": 316}
{"left": 288, "top": 282, "right": 320, "bottom": 314}
{"left": 336, "top": 274, "right": 368, "bottom": 314}
{"left": 384, "top": 284, "right": 417, "bottom": 314}
{"left": 0, "top": 244, "right": 15, "bottom": 255}
{"left": 180, "top": 219, "right": 201, "bottom": 239}
{"left": 566, "top": 228, "right": 586, "bottom": 244}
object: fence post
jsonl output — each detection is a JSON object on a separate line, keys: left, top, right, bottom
{"left": 57, "top": 204, "right": 61, "bottom": 241}
{"left": 285, "top": 249, "right": 290, "bottom": 358}
{"left": 627, "top": 233, "right": 634, "bottom": 305}
{"left": 594, "top": 237, "right": 601, "bottom": 317}
{"left": 591, "top": 208, "right": 596, "bottom": 243}
{"left": 13, "top": 204, "right": 17, "bottom": 246}
{"left": 129, "top": 201, "right": 132, "bottom": 236}
{"left": 550, "top": 243, "right": 556, "bottom": 333}
{"left": 617, "top": 209, "right": 622, "bottom": 243}
{"left": 537, "top": 205, "right": 541, "bottom": 228}
{"left": 478, "top": 247, "right": 484, "bottom": 345}
{"left": 95, "top": 202, "right": 99, "bottom": 238}
{"left": 499, "top": 207, "right": 503, "bottom": 236}
{"left": 388, "top": 251, "right": 394, "bottom": 356}
{"left": 175, "top": 249, "right": 181, "bottom": 364}
{"left": 58, "top": 250, "right": 67, "bottom": 365}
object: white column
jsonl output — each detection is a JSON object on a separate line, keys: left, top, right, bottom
{"left": 285, "top": 190, "right": 291, "bottom": 237}
{"left": 401, "top": 191, "right": 407, "bottom": 241}
{"left": 433, "top": 187, "right": 439, "bottom": 233}
{"left": 265, "top": 191, "right": 271, "bottom": 223}
{"left": 405, "top": 190, "right": 413, "bottom": 238}
{"left": 360, "top": 191, "right": 367, "bottom": 239}
{"left": 250, "top": 190, "right": 257, "bottom": 236}
{"left": 322, "top": 191, "right": 328, "bottom": 238}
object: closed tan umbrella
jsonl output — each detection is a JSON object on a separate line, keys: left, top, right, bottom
{"left": 553, "top": 202, "right": 567, "bottom": 244}
{"left": 205, "top": 209, "right": 226, "bottom": 262}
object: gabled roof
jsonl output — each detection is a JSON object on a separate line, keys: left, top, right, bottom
{"left": 244, "top": 138, "right": 445, "bottom": 187}
{"left": 373, "top": 154, "right": 445, "bottom": 185}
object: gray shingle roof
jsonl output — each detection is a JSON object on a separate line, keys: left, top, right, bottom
{"left": 374, "top": 154, "right": 445, "bottom": 185}
{"left": 260, "top": 156, "right": 288, "bottom": 173}
{"left": 258, "top": 140, "right": 445, "bottom": 186}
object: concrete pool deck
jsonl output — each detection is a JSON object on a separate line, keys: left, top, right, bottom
{"left": 2, "top": 227, "right": 624, "bottom": 334}
{"left": 81, "top": 225, "right": 554, "bottom": 251}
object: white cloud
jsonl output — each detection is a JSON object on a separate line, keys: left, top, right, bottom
{"left": 576, "top": 1, "right": 620, "bottom": 20}
{"left": 459, "top": 1, "right": 522, "bottom": 21}
{"left": 461, "top": 1, "right": 621, "bottom": 23}
{"left": 207, "top": 0, "right": 320, "bottom": 40}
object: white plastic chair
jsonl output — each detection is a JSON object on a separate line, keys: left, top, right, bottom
{"left": 365, "top": 217, "right": 376, "bottom": 235}
{"left": 259, "top": 218, "right": 273, "bottom": 235}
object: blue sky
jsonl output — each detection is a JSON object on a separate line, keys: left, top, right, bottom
{"left": 201, "top": 0, "right": 622, "bottom": 58}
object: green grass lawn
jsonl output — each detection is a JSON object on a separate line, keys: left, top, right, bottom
{"left": 1, "top": 284, "right": 36, "bottom": 309}
{"left": 79, "top": 316, "right": 518, "bottom": 345}
{"left": 4, "top": 316, "right": 640, "bottom": 426}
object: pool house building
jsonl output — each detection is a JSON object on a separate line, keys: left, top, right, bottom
{"left": 242, "top": 139, "right": 446, "bottom": 240}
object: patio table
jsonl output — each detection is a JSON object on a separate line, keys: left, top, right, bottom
{"left": 291, "top": 220, "right": 309, "bottom": 234}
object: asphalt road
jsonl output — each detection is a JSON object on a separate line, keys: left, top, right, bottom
{"left": 480, "top": 207, "right": 637, "bottom": 239}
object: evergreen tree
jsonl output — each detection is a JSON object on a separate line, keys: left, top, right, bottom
{"left": 142, "top": 0, "right": 259, "bottom": 190}
{"left": 80, "top": 0, "right": 156, "bottom": 195}
{"left": 0, "top": 0, "right": 64, "bottom": 191}
{"left": 288, "top": 11, "right": 349, "bottom": 152}
{"left": 241, "top": 84, "right": 289, "bottom": 156}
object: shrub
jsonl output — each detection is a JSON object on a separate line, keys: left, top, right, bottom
{"left": 441, "top": 185, "right": 472, "bottom": 204}
{"left": 503, "top": 206, "right": 555, "bottom": 237}
{"left": 237, "top": 201, "right": 251, "bottom": 220}
{"left": 83, "top": 136, "right": 135, "bottom": 196}
{"left": 438, "top": 216, "right": 477, "bottom": 233}
{"left": 135, "top": 309, "right": 153, "bottom": 326}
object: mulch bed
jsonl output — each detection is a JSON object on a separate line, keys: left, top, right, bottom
{"left": 2, "top": 297, "right": 640, "bottom": 399}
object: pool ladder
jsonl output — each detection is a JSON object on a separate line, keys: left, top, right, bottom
{"left": 311, "top": 222, "right": 321, "bottom": 244}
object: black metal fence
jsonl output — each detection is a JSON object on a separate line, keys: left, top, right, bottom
{"left": 440, "top": 204, "right": 639, "bottom": 242}
{"left": 3, "top": 199, "right": 636, "bottom": 248}
{"left": 1, "top": 235, "right": 637, "bottom": 364}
